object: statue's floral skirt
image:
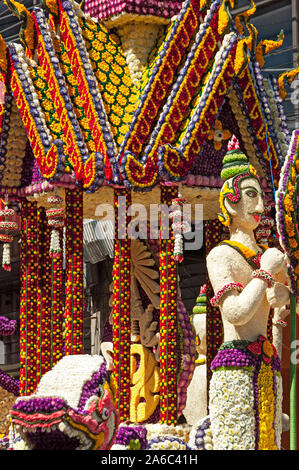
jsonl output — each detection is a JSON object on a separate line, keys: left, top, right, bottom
{"left": 209, "top": 336, "right": 282, "bottom": 450}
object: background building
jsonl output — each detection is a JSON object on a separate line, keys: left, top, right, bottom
{"left": 234, "top": 0, "right": 299, "bottom": 130}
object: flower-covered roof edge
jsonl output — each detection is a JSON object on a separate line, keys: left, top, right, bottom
{"left": 0, "top": 0, "right": 297, "bottom": 196}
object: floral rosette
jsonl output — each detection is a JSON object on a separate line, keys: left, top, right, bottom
{"left": 46, "top": 195, "right": 64, "bottom": 259}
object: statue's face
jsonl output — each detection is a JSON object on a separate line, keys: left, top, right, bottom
{"left": 228, "top": 177, "right": 264, "bottom": 231}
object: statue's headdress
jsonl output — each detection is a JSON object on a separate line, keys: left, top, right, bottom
{"left": 218, "top": 135, "right": 260, "bottom": 226}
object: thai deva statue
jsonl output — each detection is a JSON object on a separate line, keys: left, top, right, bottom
{"left": 206, "top": 136, "right": 290, "bottom": 450}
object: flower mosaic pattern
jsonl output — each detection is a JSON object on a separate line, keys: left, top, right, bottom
{"left": 209, "top": 367, "right": 256, "bottom": 450}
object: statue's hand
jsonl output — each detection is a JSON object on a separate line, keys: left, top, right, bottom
{"left": 273, "top": 305, "right": 291, "bottom": 323}
{"left": 260, "top": 248, "right": 286, "bottom": 275}
{"left": 266, "top": 283, "right": 290, "bottom": 309}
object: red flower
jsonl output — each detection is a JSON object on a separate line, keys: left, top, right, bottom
{"left": 247, "top": 335, "right": 277, "bottom": 364}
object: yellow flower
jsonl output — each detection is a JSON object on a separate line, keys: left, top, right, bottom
{"left": 285, "top": 214, "right": 295, "bottom": 237}
{"left": 119, "top": 84, "right": 130, "bottom": 97}
{"left": 110, "top": 73, "right": 121, "bottom": 86}
{"left": 99, "top": 62, "right": 110, "bottom": 73}
{"left": 208, "top": 120, "right": 231, "bottom": 150}
{"left": 289, "top": 238, "right": 298, "bottom": 249}
{"left": 284, "top": 193, "right": 294, "bottom": 213}
{"left": 262, "top": 340, "right": 274, "bottom": 358}
{"left": 102, "top": 51, "right": 114, "bottom": 65}
{"left": 110, "top": 114, "right": 121, "bottom": 127}
{"left": 93, "top": 39, "right": 105, "bottom": 53}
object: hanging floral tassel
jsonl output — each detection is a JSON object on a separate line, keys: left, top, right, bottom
{"left": 169, "top": 184, "right": 190, "bottom": 263}
{"left": 46, "top": 195, "right": 64, "bottom": 259}
{"left": 0, "top": 199, "right": 18, "bottom": 272}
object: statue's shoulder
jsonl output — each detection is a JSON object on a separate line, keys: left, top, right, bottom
{"left": 207, "top": 242, "right": 237, "bottom": 265}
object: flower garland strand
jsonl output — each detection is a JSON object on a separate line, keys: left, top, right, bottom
{"left": 169, "top": 184, "right": 190, "bottom": 263}
{"left": 46, "top": 195, "right": 64, "bottom": 259}
{"left": 64, "top": 188, "right": 84, "bottom": 355}
{"left": 51, "top": 226, "right": 64, "bottom": 367}
{"left": 19, "top": 200, "right": 39, "bottom": 396}
{"left": 160, "top": 184, "right": 178, "bottom": 425}
{"left": 205, "top": 219, "right": 224, "bottom": 388}
{"left": 112, "top": 187, "right": 131, "bottom": 421}
{"left": 0, "top": 196, "right": 18, "bottom": 272}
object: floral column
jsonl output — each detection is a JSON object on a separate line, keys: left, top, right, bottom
{"left": 20, "top": 200, "right": 40, "bottom": 396}
{"left": 160, "top": 184, "right": 178, "bottom": 425}
{"left": 64, "top": 189, "right": 84, "bottom": 355}
{"left": 205, "top": 219, "right": 224, "bottom": 387}
{"left": 36, "top": 208, "right": 64, "bottom": 383}
{"left": 112, "top": 187, "right": 131, "bottom": 421}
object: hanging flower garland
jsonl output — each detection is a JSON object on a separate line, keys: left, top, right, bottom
{"left": 0, "top": 197, "right": 18, "bottom": 271}
{"left": 46, "top": 194, "right": 64, "bottom": 259}
{"left": 169, "top": 184, "right": 190, "bottom": 263}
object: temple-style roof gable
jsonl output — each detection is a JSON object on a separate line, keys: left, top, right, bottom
{"left": 0, "top": 0, "right": 298, "bottom": 204}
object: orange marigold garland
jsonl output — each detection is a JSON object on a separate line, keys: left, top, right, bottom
{"left": 64, "top": 188, "right": 84, "bottom": 355}
{"left": 160, "top": 184, "right": 178, "bottom": 425}
{"left": 20, "top": 200, "right": 39, "bottom": 396}
{"left": 112, "top": 187, "right": 131, "bottom": 421}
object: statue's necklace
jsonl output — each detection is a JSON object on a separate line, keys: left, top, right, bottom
{"left": 218, "top": 240, "right": 268, "bottom": 269}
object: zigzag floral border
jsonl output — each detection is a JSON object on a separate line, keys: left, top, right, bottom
{"left": 58, "top": 0, "right": 118, "bottom": 184}
{"left": 9, "top": 43, "right": 65, "bottom": 184}
{"left": 118, "top": 0, "right": 206, "bottom": 165}
{"left": 158, "top": 32, "right": 238, "bottom": 182}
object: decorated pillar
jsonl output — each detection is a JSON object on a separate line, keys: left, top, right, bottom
{"left": 36, "top": 207, "right": 64, "bottom": 383}
{"left": 205, "top": 219, "right": 224, "bottom": 386}
{"left": 159, "top": 184, "right": 178, "bottom": 425}
{"left": 20, "top": 200, "right": 40, "bottom": 396}
{"left": 112, "top": 187, "right": 131, "bottom": 421}
{"left": 64, "top": 188, "right": 84, "bottom": 355}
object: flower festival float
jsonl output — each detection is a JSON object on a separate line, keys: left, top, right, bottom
{"left": 0, "top": 0, "right": 297, "bottom": 450}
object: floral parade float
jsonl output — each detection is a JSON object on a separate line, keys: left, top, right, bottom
{"left": 0, "top": 0, "right": 297, "bottom": 450}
